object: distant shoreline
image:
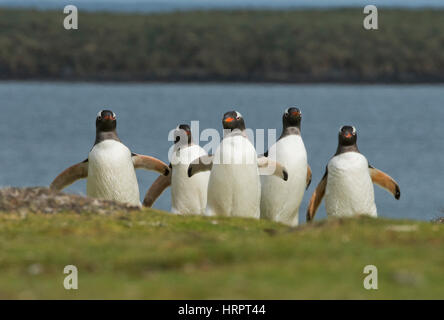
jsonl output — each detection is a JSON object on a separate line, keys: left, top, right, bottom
{"left": 1, "top": 9, "right": 443, "bottom": 84}
{"left": 1, "top": 77, "right": 444, "bottom": 85}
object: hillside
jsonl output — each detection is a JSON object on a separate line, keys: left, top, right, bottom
{"left": 0, "top": 191, "right": 442, "bottom": 299}
{"left": 0, "top": 9, "right": 443, "bottom": 82}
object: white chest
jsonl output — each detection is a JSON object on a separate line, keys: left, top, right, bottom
{"left": 325, "top": 152, "right": 376, "bottom": 217}
{"left": 207, "top": 135, "right": 261, "bottom": 218}
{"left": 260, "top": 135, "right": 308, "bottom": 226}
{"left": 269, "top": 135, "right": 307, "bottom": 174}
{"left": 171, "top": 145, "right": 210, "bottom": 215}
{"left": 86, "top": 140, "right": 140, "bottom": 206}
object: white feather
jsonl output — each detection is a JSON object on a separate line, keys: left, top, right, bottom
{"left": 86, "top": 140, "right": 141, "bottom": 206}
{"left": 260, "top": 135, "right": 307, "bottom": 226}
{"left": 206, "top": 134, "right": 261, "bottom": 218}
{"left": 325, "top": 152, "right": 377, "bottom": 217}
{"left": 170, "top": 144, "right": 210, "bottom": 215}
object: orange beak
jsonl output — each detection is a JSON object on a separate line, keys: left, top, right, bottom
{"left": 103, "top": 115, "right": 114, "bottom": 120}
{"left": 344, "top": 132, "right": 352, "bottom": 138}
{"left": 291, "top": 111, "right": 300, "bottom": 116}
{"left": 224, "top": 117, "right": 235, "bottom": 123}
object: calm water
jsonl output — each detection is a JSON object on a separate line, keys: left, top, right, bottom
{"left": 0, "top": 82, "right": 442, "bottom": 222}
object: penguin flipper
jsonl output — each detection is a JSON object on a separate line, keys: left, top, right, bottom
{"left": 50, "top": 159, "right": 88, "bottom": 192}
{"left": 257, "top": 157, "right": 288, "bottom": 181}
{"left": 143, "top": 173, "right": 172, "bottom": 207}
{"left": 369, "top": 166, "right": 400, "bottom": 200}
{"left": 132, "top": 154, "right": 170, "bottom": 176}
{"left": 306, "top": 169, "right": 328, "bottom": 222}
{"left": 187, "top": 155, "right": 213, "bottom": 177}
{"left": 306, "top": 164, "right": 312, "bottom": 190}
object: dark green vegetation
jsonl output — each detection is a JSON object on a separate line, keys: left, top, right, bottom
{"left": 0, "top": 210, "right": 442, "bottom": 299}
{"left": 0, "top": 9, "right": 443, "bottom": 82}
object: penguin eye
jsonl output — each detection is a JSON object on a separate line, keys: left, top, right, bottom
{"left": 112, "top": 112, "right": 116, "bottom": 119}
{"left": 284, "top": 108, "right": 290, "bottom": 115}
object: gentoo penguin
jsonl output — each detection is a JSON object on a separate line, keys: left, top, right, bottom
{"left": 50, "top": 110, "right": 169, "bottom": 206}
{"left": 143, "top": 124, "right": 210, "bottom": 215}
{"left": 188, "top": 111, "right": 288, "bottom": 219}
{"left": 260, "top": 107, "right": 311, "bottom": 226}
{"left": 306, "top": 125, "right": 400, "bottom": 221}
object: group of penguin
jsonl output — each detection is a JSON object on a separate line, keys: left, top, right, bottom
{"left": 51, "top": 108, "right": 401, "bottom": 226}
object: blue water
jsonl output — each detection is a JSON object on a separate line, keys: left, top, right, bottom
{"left": 0, "top": 82, "right": 443, "bottom": 222}
{"left": 1, "top": 0, "right": 443, "bottom": 12}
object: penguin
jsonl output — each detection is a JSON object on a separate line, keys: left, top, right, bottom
{"left": 260, "top": 107, "right": 312, "bottom": 226}
{"left": 188, "top": 111, "right": 288, "bottom": 219}
{"left": 143, "top": 124, "right": 210, "bottom": 215}
{"left": 50, "top": 110, "right": 169, "bottom": 206}
{"left": 306, "top": 125, "right": 400, "bottom": 221}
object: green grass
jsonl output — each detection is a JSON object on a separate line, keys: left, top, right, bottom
{"left": 0, "top": 9, "right": 443, "bottom": 82}
{"left": 0, "top": 209, "right": 442, "bottom": 299}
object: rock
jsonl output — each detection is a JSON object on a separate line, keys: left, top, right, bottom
{"left": 386, "top": 225, "right": 418, "bottom": 232}
{"left": 432, "top": 217, "right": 444, "bottom": 224}
{"left": 392, "top": 271, "right": 424, "bottom": 287}
{"left": 0, "top": 187, "right": 140, "bottom": 214}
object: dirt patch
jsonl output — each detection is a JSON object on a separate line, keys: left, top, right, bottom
{"left": 0, "top": 187, "right": 140, "bottom": 214}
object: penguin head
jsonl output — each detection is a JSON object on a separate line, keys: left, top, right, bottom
{"left": 174, "top": 124, "right": 192, "bottom": 145}
{"left": 338, "top": 125, "right": 357, "bottom": 146}
{"left": 222, "top": 111, "right": 245, "bottom": 131}
{"left": 96, "top": 110, "right": 116, "bottom": 132}
{"left": 283, "top": 107, "right": 302, "bottom": 128}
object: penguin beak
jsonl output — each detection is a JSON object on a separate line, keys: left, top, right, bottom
{"left": 344, "top": 132, "right": 352, "bottom": 139}
{"left": 224, "top": 117, "right": 235, "bottom": 123}
{"left": 103, "top": 115, "right": 115, "bottom": 121}
{"left": 291, "top": 111, "right": 300, "bottom": 117}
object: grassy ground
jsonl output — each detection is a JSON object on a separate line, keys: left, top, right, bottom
{"left": 0, "top": 209, "right": 442, "bottom": 299}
